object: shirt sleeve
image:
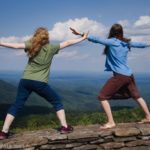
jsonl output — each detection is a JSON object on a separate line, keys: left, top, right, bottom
{"left": 129, "top": 41, "right": 149, "bottom": 48}
{"left": 24, "top": 41, "right": 32, "bottom": 52}
{"left": 88, "top": 35, "right": 116, "bottom": 46}
{"left": 51, "top": 44, "right": 60, "bottom": 54}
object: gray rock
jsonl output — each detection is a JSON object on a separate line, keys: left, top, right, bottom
{"left": 114, "top": 127, "right": 140, "bottom": 137}
{"left": 126, "top": 139, "right": 150, "bottom": 147}
{"left": 72, "top": 144, "right": 100, "bottom": 150}
{"left": 101, "top": 142, "right": 125, "bottom": 149}
{"left": 0, "top": 136, "right": 48, "bottom": 149}
{"left": 0, "top": 123, "right": 150, "bottom": 150}
{"left": 120, "top": 146, "right": 150, "bottom": 150}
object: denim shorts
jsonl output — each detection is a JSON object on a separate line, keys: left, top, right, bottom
{"left": 8, "top": 79, "right": 64, "bottom": 117}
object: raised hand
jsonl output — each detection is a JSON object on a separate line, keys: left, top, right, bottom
{"left": 82, "top": 31, "right": 89, "bottom": 39}
{"left": 70, "top": 27, "right": 84, "bottom": 36}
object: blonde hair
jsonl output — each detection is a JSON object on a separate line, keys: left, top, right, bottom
{"left": 28, "top": 27, "right": 49, "bottom": 58}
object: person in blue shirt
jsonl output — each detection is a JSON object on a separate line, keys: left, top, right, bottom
{"left": 70, "top": 24, "right": 150, "bottom": 129}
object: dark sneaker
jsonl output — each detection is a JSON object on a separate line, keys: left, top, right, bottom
{"left": 59, "top": 125, "right": 73, "bottom": 134}
{"left": 0, "top": 131, "right": 9, "bottom": 140}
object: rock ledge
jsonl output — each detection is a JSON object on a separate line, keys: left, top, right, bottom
{"left": 0, "top": 123, "right": 150, "bottom": 150}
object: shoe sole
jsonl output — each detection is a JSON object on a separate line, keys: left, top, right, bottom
{"left": 60, "top": 130, "right": 73, "bottom": 134}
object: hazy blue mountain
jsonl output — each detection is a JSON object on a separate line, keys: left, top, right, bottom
{"left": 0, "top": 71, "right": 150, "bottom": 115}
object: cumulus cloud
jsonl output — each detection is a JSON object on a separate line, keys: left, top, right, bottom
{"left": 0, "top": 17, "right": 106, "bottom": 60}
{"left": 134, "top": 16, "right": 150, "bottom": 28}
{"left": 1, "top": 16, "right": 150, "bottom": 72}
{"left": 1, "top": 16, "right": 150, "bottom": 43}
{"left": 50, "top": 17, "right": 106, "bottom": 41}
{"left": 0, "top": 17, "right": 106, "bottom": 42}
{"left": 1, "top": 16, "right": 150, "bottom": 60}
{"left": 117, "top": 16, "right": 150, "bottom": 62}
{"left": 120, "top": 16, "right": 150, "bottom": 41}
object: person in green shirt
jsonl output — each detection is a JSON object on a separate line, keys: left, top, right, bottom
{"left": 0, "top": 27, "right": 88, "bottom": 139}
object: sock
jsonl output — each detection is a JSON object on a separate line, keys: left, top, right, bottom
{"left": 2, "top": 114, "right": 15, "bottom": 133}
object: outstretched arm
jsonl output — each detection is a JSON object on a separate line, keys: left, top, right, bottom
{"left": 60, "top": 32, "right": 88, "bottom": 50}
{"left": 0, "top": 41, "right": 25, "bottom": 49}
{"left": 70, "top": 27, "right": 84, "bottom": 36}
{"left": 70, "top": 27, "right": 115, "bottom": 46}
{"left": 129, "top": 41, "right": 150, "bottom": 48}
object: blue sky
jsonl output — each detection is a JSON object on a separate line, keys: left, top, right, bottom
{"left": 0, "top": 0, "right": 150, "bottom": 73}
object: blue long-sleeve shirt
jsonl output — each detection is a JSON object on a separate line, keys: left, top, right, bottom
{"left": 88, "top": 36, "right": 149, "bottom": 76}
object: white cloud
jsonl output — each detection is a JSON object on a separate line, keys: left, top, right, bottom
{"left": 0, "top": 17, "right": 106, "bottom": 43}
{"left": 121, "top": 16, "right": 150, "bottom": 41}
{"left": 118, "top": 20, "right": 129, "bottom": 27}
{"left": 1, "top": 16, "right": 150, "bottom": 43}
{"left": 0, "top": 35, "right": 30, "bottom": 43}
{"left": 50, "top": 17, "right": 106, "bottom": 41}
{"left": 0, "top": 17, "right": 106, "bottom": 59}
{"left": 134, "top": 16, "right": 150, "bottom": 28}
{"left": 0, "top": 16, "right": 150, "bottom": 60}
{"left": 0, "top": 17, "right": 150, "bottom": 72}
{"left": 130, "top": 35, "right": 150, "bottom": 42}
{"left": 125, "top": 27, "right": 150, "bottom": 36}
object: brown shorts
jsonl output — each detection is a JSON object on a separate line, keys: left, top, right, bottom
{"left": 98, "top": 73, "right": 141, "bottom": 100}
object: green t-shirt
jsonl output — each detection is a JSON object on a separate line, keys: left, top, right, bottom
{"left": 22, "top": 41, "right": 60, "bottom": 83}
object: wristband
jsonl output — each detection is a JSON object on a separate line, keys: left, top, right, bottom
{"left": 81, "top": 33, "right": 84, "bottom": 37}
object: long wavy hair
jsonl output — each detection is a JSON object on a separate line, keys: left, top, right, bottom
{"left": 103, "top": 24, "right": 131, "bottom": 55}
{"left": 27, "top": 27, "right": 49, "bottom": 58}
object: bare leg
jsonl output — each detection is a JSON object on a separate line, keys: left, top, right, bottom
{"left": 2, "top": 110, "right": 68, "bottom": 133}
{"left": 2, "top": 114, "right": 15, "bottom": 133}
{"left": 100, "top": 100, "right": 116, "bottom": 129}
{"left": 56, "top": 109, "right": 68, "bottom": 127}
{"left": 135, "top": 97, "right": 150, "bottom": 122}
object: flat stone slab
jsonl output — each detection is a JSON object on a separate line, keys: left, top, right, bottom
{"left": 0, "top": 123, "right": 150, "bottom": 150}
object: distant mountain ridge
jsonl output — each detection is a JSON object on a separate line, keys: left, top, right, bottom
{"left": 0, "top": 79, "right": 17, "bottom": 104}
{"left": 0, "top": 72, "right": 150, "bottom": 114}
{"left": 0, "top": 80, "right": 53, "bottom": 107}
{"left": 0, "top": 79, "right": 100, "bottom": 112}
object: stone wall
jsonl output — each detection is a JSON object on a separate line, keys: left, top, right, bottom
{"left": 0, "top": 123, "right": 150, "bottom": 150}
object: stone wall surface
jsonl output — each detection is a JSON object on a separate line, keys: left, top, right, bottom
{"left": 0, "top": 123, "right": 150, "bottom": 150}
